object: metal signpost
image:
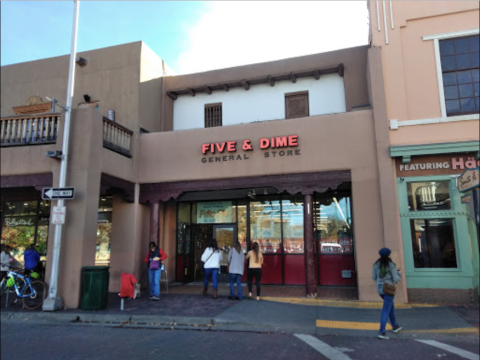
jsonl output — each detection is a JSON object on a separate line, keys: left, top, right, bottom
{"left": 43, "top": 0, "right": 80, "bottom": 311}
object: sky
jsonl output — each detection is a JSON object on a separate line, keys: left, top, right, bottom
{"left": 1, "top": 1, "right": 369, "bottom": 75}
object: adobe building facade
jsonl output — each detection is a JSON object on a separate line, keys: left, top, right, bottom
{"left": 369, "top": 1, "right": 479, "bottom": 303}
{"left": 1, "top": 2, "right": 477, "bottom": 308}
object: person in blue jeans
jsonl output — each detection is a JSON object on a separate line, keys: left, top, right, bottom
{"left": 372, "top": 247, "right": 402, "bottom": 340}
{"left": 144, "top": 242, "right": 167, "bottom": 300}
{"left": 228, "top": 241, "right": 245, "bottom": 300}
{"left": 201, "top": 240, "right": 222, "bottom": 299}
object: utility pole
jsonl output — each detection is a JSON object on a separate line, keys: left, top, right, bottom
{"left": 43, "top": 0, "right": 80, "bottom": 311}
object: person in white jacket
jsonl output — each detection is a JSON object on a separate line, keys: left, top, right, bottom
{"left": 201, "top": 240, "right": 223, "bottom": 299}
{"left": 228, "top": 241, "right": 245, "bottom": 300}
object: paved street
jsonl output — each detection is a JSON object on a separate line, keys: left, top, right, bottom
{"left": 1, "top": 285, "right": 478, "bottom": 359}
{"left": 1, "top": 322, "right": 479, "bottom": 360}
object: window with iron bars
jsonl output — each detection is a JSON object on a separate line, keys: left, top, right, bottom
{"left": 205, "top": 103, "right": 222, "bottom": 128}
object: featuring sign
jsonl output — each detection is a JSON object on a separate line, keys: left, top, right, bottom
{"left": 51, "top": 206, "right": 66, "bottom": 224}
{"left": 458, "top": 167, "right": 479, "bottom": 193}
{"left": 42, "top": 187, "right": 75, "bottom": 200}
{"left": 197, "top": 201, "right": 233, "bottom": 224}
{"left": 396, "top": 154, "right": 479, "bottom": 177}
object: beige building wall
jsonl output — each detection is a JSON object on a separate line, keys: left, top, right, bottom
{"left": 138, "top": 108, "right": 398, "bottom": 301}
{"left": 369, "top": 1, "right": 479, "bottom": 146}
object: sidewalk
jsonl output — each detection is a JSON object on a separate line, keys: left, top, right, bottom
{"left": 1, "top": 283, "right": 478, "bottom": 337}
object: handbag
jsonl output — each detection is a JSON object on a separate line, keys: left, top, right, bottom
{"left": 383, "top": 282, "right": 396, "bottom": 296}
{"left": 149, "top": 260, "right": 160, "bottom": 270}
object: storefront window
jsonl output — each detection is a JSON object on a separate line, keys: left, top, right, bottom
{"left": 408, "top": 181, "right": 451, "bottom": 211}
{"left": 250, "top": 198, "right": 282, "bottom": 253}
{"left": 96, "top": 197, "right": 112, "bottom": 265}
{"left": 314, "top": 194, "right": 353, "bottom": 254}
{"left": 282, "top": 196, "right": 304, "bottom": 254}
{"left": 410, "top": 218, "right": 457, "bottom": 268}
{"left": 1, "top": 200, "right": 50, "bottom": 267}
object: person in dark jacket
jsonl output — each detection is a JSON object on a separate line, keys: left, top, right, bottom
{"left": 143, "top": 242, "right": 167, "bottom": 300}
{"left": 24, "top": 244, "right": 40, "bottom": 275}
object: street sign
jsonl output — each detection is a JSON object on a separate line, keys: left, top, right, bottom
{"left": 42, "top": 187, "right": 75, "bottom": 200}
{"left": 51, "top": 206, "right": 66, "bottom": 224}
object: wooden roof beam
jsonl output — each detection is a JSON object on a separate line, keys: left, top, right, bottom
{"left": 223, "top": 84, "right": 229, "bottom": 92}
{"left": 188, "top": 89, "right": 195, "bottom": 97}
{"left": 338, "top": 63, "right": 345, "bottom": 77}
{"left": 241, "top": 80, "right": 250, "bottom": 90}
{"left": 204, "top": 86, "right": 212, "bottom": 95}
{"left": 314, "top": 70, "right": 320, "bottom": 80}
{"left": 167, "top": 92, "right": 177, "bottom": 100}
{"left": 267, "top": 75, "right": 275, "bottom": 87}
{"left": 290, "top": 72, "right": 297, "bottom": 83}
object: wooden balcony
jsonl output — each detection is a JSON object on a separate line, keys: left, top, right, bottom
{"left": 0, "top": 113, "right": 60, "bottom": 147}
{"left": 102, "top": 117, "right": 132, "bottom": 158}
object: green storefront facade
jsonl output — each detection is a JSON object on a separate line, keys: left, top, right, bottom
{"left": 391, "top": 141, "right": 479, "bottom": 303}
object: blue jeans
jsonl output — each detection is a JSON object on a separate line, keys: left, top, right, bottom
{"left": 204, "top": 268, "right": 219, "bottom": 290}
{"left": 148, "top": 269, "right": 160, "bottom": 297}
{"left": 229, "top": 273, "right": 243, "bottom": 299}
{"left": 380, "top": 294, "right": 398, "bottom": 333}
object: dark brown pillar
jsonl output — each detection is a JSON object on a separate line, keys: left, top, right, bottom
{"left": 149, "top": 202, "right": 160, "bottom": 246}
{"left": 303, "top": 194, "right": 317, "bottom": 297}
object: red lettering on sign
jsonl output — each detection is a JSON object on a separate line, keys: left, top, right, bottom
{"left": 202, "top": 144, "right": 210, "bottom": 155}
{"left": 227, "top": 141, "right": 236, "bottom": 152}
{"left": 275, "top": 136, "right": 287, "bottom": 148}
{"left": 260, "top": 138, "right": 269, "bottom": 149}
{"left": 288, "top": 135, "right": 298, "bottom": 147}
{"left": 216, "top": 142, "right": 226, "bottom": 153}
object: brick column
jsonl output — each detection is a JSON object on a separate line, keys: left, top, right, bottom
{"left": 303, "top": 194, "right": 317, "bottom": 297}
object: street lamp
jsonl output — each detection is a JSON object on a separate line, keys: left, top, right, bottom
{"left": 43, "top": 0, "right": 80, "bottom": 311}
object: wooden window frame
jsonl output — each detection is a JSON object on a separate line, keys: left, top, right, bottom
{"left": 204, "top": 103, "right": 222, "bottom": 128}
{"left": 285, "top": 91, "right": 309, "bottom": 119}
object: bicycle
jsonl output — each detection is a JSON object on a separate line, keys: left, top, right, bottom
{"left": 0, "top": 267, "right": 47, "bottom": 310}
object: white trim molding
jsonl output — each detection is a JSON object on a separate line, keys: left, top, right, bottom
{"left": 390, "top": 114, "right": 480, "bottom": 129}
{"left": 422, "top": 28, "right": 479, "bottom": 41}
{"left": 423, "top": 28, "right": 480, "bottom": 118}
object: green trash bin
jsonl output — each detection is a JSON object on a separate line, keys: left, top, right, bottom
{"left": 80, "top": 266, "right": 110, "bottom": 310}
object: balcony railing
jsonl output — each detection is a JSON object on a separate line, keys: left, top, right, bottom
{"left": 103, "top": 117, "right": 132, "bottom": 158}
{"left": 0, "top": 113, "right": 60, "bottom": 147}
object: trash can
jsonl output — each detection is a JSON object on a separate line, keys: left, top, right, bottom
{"left": 80, "top": 266, "right": 110, "bottom": 310}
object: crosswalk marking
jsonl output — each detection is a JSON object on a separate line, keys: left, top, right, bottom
{"left": 416, "top": 340, "right": 479, "bottom": 360}
{"left": 294, "top": 334, "right": 352, "bottom": 360}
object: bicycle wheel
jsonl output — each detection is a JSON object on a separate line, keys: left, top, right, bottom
{"left": 22, "top": 280, "right": 47, "bottom": 310}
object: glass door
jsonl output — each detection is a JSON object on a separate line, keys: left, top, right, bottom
{"left": 214, "top": 225, "right": 236, "bottom": 282}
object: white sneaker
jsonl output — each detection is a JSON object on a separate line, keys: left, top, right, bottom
{"left": 378, "top": 332, "right": 390, "bottom": 340}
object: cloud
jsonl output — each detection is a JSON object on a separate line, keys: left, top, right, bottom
{"left": 174, "top": 1, "right": 369, "bottom": 74}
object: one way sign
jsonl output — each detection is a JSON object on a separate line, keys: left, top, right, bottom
{"left": 42, "top": 187, "right": 75, "bottom": 200}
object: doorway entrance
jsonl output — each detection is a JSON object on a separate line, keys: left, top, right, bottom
{"left": 189, "top": 224, "right": 236, "bottom": 283}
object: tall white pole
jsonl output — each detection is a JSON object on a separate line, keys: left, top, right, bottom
{"left": 43, "top": 0, "right": 80, "bottom": 311}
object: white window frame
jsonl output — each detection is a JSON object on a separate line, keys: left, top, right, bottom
{"left": 423, "top": 28, "right": 480, "bottom": 119}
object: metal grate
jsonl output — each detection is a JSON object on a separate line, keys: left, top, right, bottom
{"left": 204, "top": 103, "right": 222, "bottom": 128}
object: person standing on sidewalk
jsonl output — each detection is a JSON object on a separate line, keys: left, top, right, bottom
{"left": 144, "top": 242, "right": 167, "bottom": 300}
{"left": 246, "top": 242, "right": 263, "bottom": 301}
{"left": 24, "top": 244, "right": 40, "bottom": 276}
{"left": 201, "top": 240, "right": 223, "bottom": 299}
{"left": 1, "top": 245, "right": 14, "bottom": 280}
{"left": 228, "top": 241, "right": 245, "bottom": 300}
{"left": 372, "top": 247, "right": 402, "bottom": 340}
